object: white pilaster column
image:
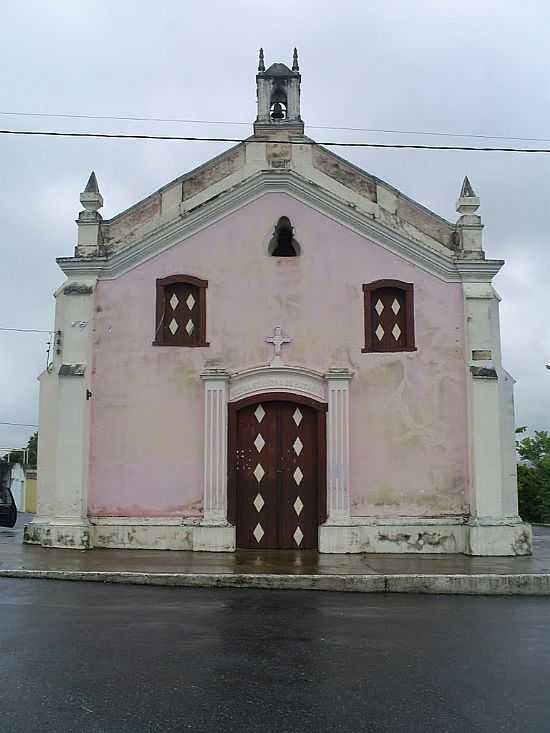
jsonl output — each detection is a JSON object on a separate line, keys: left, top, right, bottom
{"left": 462, "top": 282, "right": 531, "bottom": 555}
{"left": 325, "top": 368, "right": 353, "bottom": 522}
{"left": 200, "top": 368, "right": 230, "bottom": 522}
{"left": 196, "top": 368, "right": 234, "bottom": 551}
{"left": 26, "top": 275, "right": 98, "bottom": 549}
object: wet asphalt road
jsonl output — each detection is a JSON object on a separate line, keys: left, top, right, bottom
{"left": 2, "top": 579, "right": 550, "bottom": 732}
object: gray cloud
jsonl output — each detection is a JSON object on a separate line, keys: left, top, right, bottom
{"left": 1, "top": 0, "right": 549, "bottom": 451}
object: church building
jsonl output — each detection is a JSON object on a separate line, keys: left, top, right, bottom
{"left": 26, "top": 51, "right": 532, "bottom": 556}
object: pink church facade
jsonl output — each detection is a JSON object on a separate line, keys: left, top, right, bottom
{"left": 27, "top": 51, "right": 531, "bottom": 555}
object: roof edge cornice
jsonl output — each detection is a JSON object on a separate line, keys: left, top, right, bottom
{"left": 59, "top": 170, "right": 501, "bottom": 283}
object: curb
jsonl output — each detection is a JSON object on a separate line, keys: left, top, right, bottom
{"left": 2, "top": 569, "right": 550, "bottom": 595}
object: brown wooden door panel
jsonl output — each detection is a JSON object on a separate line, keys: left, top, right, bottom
{"left": 235, "top": 400, "right": 319, "bottom": 550}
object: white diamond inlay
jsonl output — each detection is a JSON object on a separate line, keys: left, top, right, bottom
{"left": 254, "top": 404, "right": 265, "bottom": 423}
{"left": 392, "top": 323, "right": 402, "bottom": 341}
{"left": 293, "top": 526, "right": 304, "bottom": 546}
{"left": 375, "top": 299, "right": 384, "bottom": 316}
{"left": 293, "top": 436, "right": 303, "bottom": 456}
{"left": 293, "top": 408, "right": 303, "bottom": 426}
{"left": 293, "top": 466, "right": 303, "bottom": 486}
{"left": 169, "top": 293, "right": 179, "bottom": 310}
{"left": 254, "top": 433, "right": 265, "bottom": 453}
{"left": 375, "top": 324, "right": 384, "bottom": 341}
{"left": 293, "top": 496, "right": 304, "bottom": 516}
{"left": 253, "top": 523, "right": 264, "bottom": 543}
{"left": 253, "top": 493, "right": 264, "bottom": 512}
{"left": 253, "top": 463, "right": 265, "bottom": 483}
{"left": 186, "top": 293, "right": 196, "bottom": 310}
{"left": 168, "top": 318, "right": 179, "bottom": 335}
{"left": 391, "top": 298, "right": 401, "bottom": 315}
{"left": 185, "top": 319, "right": 194, "bottom": 335}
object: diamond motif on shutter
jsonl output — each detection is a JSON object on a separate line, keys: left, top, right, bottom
{"left": 391, "top": 298, "right": 401, "bottom": 315}
{"left": 253, "top": 493, "right": 264, "bottom": 512}
{"left": 392, "top": 323, "right": 402, "bottom": 341}
{"left": 253, "top": 463, "right": 265, "bottom": 483}
{"left": 293, "top": 437, "right": 303, "bottom": 456}
{"left": 375, "top": 324, "right": 384, "bottom": 341}
{"left": 293, "top": 496, "right": 304, "bottom": 516}
{"left": 254, "top": 404, "right": 265, "bottom": 423}
{"left": 293, "top": 466, "right": 303, "bottom": 486}
{"left": 185, "top": 319, "right": 194, "bottom": 335}
{"left": 293, "top": 526, "right": 304, "bottom": 546}
{"left": 254, "top": 433, "right": 265, "bottom": 453}
{"left": 293, "top": 408, "right": 303, "bottom": 426}
{"left": 168, "top": 318, "right": 179, "bottom": 335}
{"left": 253, "top": 523, "right": 264, "bottom": 543}
{"left": 375, "top": 299, "right": 384, "bottom": 316}
{"left": 169, "top": 293, "right": 179, "bottom": 310}
{"left": 186, "top": 293, "right": 196, "bottom": 310}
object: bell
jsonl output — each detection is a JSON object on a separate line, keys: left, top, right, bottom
{"left": 271, "top": 102, "right": 285, "bottom": 120}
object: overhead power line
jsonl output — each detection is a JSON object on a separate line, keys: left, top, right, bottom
{"left": 1, "top": 110, "right": 549, "bottom": 144}
{"left": 0, "top": 327, "right": 53, "bottom": 334}
{"left": 2, "top": 128, "right": 550, "bottom": 154}
{"left": 0, "top": 422, "right": 38, "bottom": 428}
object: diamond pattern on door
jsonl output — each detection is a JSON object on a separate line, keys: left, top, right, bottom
{"left": 293, "top": 496, "right": 304, "bottom": 516}
{"left": 169, "top": 293, "right": 179, "bottom": 310}
{"left": 293, "top": 408, "right": 303, "bottom": 426}
{"left": 253, "top": 464, "right": 265, "bottom": 483}
{"left": 168, "top": 318, "right": 179, "bottom": 335}
{"left": 253, "top": 493, "right": 265, "bottom": 512}
{"left": 235, "top": 401, "right": 319, "bottom": 550}
{"left": 293, "top": 527, "right": 304, "bottom": 546}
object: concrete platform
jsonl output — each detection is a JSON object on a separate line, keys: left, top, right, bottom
{"left": 2, "top": 516, "right": 550, "bottom": 595}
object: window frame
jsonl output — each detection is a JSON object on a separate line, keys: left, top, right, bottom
{"left": 152, "top": 274, "right": 210, "bottom": 348}
{"left": 362, "top": 279, "right": 416, "bottom": 353}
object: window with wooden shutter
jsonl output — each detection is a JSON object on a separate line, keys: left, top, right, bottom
{"left": 153, "top": 275, "right": 209, "bottom": 347}
{"left": 362, "top": 280, "right": 416, "bottom": 353}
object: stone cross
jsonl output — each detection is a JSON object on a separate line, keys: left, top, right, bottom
{"left": 266, "top": 326, "right": 292, "bottom": 366}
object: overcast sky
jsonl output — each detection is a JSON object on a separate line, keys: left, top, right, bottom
{"left": 1, "top": 0, "right": 549, "bottom": 453}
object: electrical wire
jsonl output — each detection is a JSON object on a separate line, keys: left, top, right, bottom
{"left": 0, "top": 327, "right": 53, "bottom": 333}
{"left": 2, "top": 110, "right": 550, "bottom": 144}
{"left": 0, "top": 422, "right": 38, "bottom": 428}
{"left": 3, "top": 128, "right": 550, "bottom": 153}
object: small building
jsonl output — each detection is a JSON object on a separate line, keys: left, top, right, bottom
{"left": 26, "top": 51, "right": 531, "bottom": 556}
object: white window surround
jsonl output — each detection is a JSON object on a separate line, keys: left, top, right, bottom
{"left": 200, "top": 364, "right": 353, "bottom": 527}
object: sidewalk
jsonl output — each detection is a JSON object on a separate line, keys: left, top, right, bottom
{"left": 2, "top": 515, "right": 550, "bottom": 594}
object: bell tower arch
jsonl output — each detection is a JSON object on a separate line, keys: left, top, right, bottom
{"left": 254, "top": 48, "right": 304, "bottom": 136}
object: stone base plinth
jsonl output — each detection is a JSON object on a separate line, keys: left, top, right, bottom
{"left": 466, "top": 520, "right": 532, "bottom": 556}
{"left": 24, "top": 521, "right": 92, "bottom": 550}
{"left": 319, "top": 518, "right": 533, "bottom": 556}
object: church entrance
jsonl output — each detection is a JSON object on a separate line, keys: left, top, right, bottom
{"left": 228, "top": 396, "right": 326, "bottom": 550}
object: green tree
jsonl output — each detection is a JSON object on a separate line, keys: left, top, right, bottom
{"left": 516, "top": 429, "right": 550, "bottom": 523}
{"left": 0, "top": 432, "right": 37, "bottom": 467}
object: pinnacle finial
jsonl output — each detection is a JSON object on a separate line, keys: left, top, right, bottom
{"left": 456, "top": 175, "right": 480, "bottom": 214}
{"left": 460, "top": 176, "right": 476, "bottom": 199}
{"left": 80, "top": 170, "right": 103, "bottom": 212}
{"left": 258, "top": 48, "right": 265, "bottom": 72}
{"left": 84, "top": 171, "right": 99, "bottom": 194}
{"left": 292, "top": 47, "right": 299, "bottom": 71}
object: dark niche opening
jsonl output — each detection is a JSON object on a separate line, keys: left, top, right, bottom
{"left": 269, "top": 217, "right": 300, "bottom": 257}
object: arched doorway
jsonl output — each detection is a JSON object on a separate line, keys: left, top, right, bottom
{"left": 228, "top": 393, "right": 327, "bottom": 550}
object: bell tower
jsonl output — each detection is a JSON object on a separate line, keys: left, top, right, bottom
{"left": 254, "top": 48, "right": 304, "bottom": 137}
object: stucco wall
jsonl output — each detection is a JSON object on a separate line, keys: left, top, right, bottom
{"left": 89, "top": 193, "right": 468, "bottom": 518}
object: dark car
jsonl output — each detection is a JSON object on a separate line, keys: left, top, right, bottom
{"left": 0, "top": 464, "right": 17, "bottom": 528}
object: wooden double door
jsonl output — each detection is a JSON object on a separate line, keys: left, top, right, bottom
{"left": 232, "top": 399, "right": 324, "bottom": 550}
